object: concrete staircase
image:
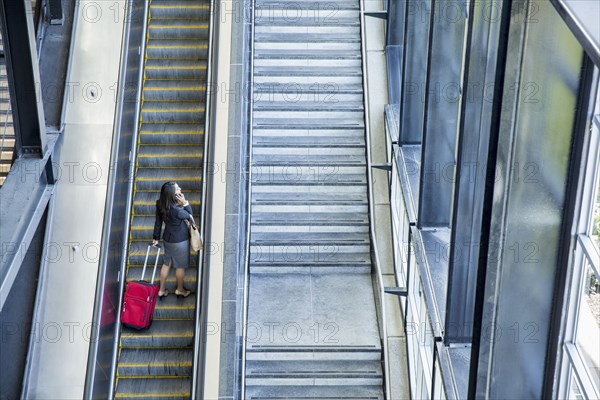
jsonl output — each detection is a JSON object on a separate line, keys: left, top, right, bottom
{"left": 245, "top": 0, "right": 383, "bottom": 398}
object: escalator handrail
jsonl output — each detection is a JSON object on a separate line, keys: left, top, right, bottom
{"left": 358, "top": 0, "right": 392, "bottom": 397}
{"left": 191, "top": 0, "right": 218, "bottom": 397}
{"left": 106, "top": 0, "right": 152, "bottom": 396}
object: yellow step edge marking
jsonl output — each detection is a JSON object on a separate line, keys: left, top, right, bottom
{"left": 153, "top": 318, "right": 195, "bottom": 322}
{"left": 138, "top": 142, "right": 204, "bottom": 146}
{"left": 115, "top": 392, "right": 190, "bottom": 398}
{"left": 143, "top": 87, "right": 205, "bottom": 90}
{"left": 117, "top": 375, "right": 191, "bottom": 379}
{"left": 121, "top": 333, "right": 193, "bottom": 338}
{"left": 120, "top": 344, "right": 193, "bottom": 348}
{"left": 149, "top": 25, "right": 209, "bottom": 29}
{"left": 119, "top": 362, "right": 193, "bottom": 367}
{"left": 150, "top": 4, "right": 210, "bottom": 8}
{"left": 136, "top": 178, "right": 201, "bottom": 182}
{"left": 146, "top": 65, "right": 206, "bottom": 70}
{"left": 137, "top": 154, "right": 202, "bottom": 158}
{"left": 139, "top": 122, "right": 205, "bottom": 125}
{"left": 146, "top": 57, "right": 209, "bottom": 61}
{"left": 140, "top": 131, "right": 204, "bottom": 135}
{"left": 147, "top": 45, "right": 208, "bottom": 49}
{"left": 142, "top": 109, "right": 205, "bottom": 113}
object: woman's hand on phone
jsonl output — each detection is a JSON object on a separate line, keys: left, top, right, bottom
{"left": 176, "top": 192, "right": 188, "bottom": 206}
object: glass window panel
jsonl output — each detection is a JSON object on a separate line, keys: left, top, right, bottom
{"left": 568, "top": 366, "right": 585, "bottom": 400}
{"left": 592, "top": 170, "right": 600, "bottom": 250}
{"left": 433, "top": 358, "right": 445, "bottom": 400}
{"left": 575, "top": 259, "right": 600, "bottom": 390}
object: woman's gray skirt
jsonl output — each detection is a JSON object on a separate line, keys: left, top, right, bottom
{"left": 163, "top": 240, "right": 190, "bottom": 269}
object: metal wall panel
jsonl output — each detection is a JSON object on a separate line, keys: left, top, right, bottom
{"left": 399, "top": 0, "right": 432, "bottom": 144}
{"left": 446, "top": 0, "right": 507, "bottom": 343}
{"left": 418, "top": 0, "right": 466, "bottom": 227}
{"left": 387, "top": 0, "right": 406, "bottom": 45}
{"left": 475, "top": 1, "right": 589, "bottom": 398}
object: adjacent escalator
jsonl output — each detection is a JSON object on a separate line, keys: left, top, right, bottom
{"left": 114, "top": 0, "right": 209, "bottom": 397}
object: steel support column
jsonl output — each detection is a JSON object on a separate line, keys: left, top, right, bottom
{"left": 445, "top": 0, "right": 507, "bottom": 343}
{"left": 0, "top": 0, "right": 46, "bottom": 157}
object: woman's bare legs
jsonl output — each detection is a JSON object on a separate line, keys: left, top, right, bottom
{"left": 159, "top": 259, "right": 172, "bottom": 295}
{"left": 175, "top": 268, "right": 185, "bottom": 292}
{"left": 175, "top": 268, "right": 190, "bottom": 296}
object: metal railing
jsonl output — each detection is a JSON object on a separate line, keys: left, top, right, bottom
{"left": 359, "top": 0, "right": 392, "bottom": 398}
{"left": 191, "top": 0, "right": 217, "bottom": 396}
{"left": 105, "top": 0, "right": 151, "bottom": 395}
{"left": 240, "top": 0, "right": 258, "bottom": 397}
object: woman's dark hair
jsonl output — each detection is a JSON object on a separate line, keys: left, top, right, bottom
{"left": 158, "top": 181, "right": 178, "bottom": 220}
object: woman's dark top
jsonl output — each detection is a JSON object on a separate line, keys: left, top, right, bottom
{"left": 153, "top": 201, "right": 193, "bottom": 243}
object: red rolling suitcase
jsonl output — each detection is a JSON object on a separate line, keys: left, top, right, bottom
{"left": 121, "top": 245, "right": 161, "bottom": 329}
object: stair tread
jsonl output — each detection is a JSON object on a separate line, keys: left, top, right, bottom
{"left": 251, "top": 192, "right": 367, "bottom": 204}
{"left": 251, "top": 231, "right": 369, "bottom": 243}
{"left": 246, "top": 274, "right": 380, "bottom": 347}
{"left": 255, "top": 17, "right": 359, "bottom": 26}
{"left": 253, "top": 118, "right": 364, "bottom": 128}
{"left": 253, "top": 103, "right": 364, "bottom": 113}
{"left": 254, "top": 49, "right": 361, "bottom": 59}
{"left": 246, "top": 385, "right": 383, "bottom": 399}
{"left": 247, "top": 360, "right": 382, "bottom": 375}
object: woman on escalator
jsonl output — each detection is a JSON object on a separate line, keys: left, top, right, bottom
{"left": 152, "top": 181, "right": 192, "bottom": 298}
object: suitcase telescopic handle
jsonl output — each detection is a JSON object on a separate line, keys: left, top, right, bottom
{"left": 141, "top": 245, "right": 161, "bottom": 282}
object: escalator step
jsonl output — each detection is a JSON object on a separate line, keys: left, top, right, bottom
{"left": 146, "top": 39, "right": 208, "bottom": 60}
{"left": 136, "top": 145, "right": 203, "bottom": 168}
{"left": 117, "top": 348, "right": 193, "bottom": 376}
{"left": 150, "top": 1, "right": 210, "bottom": 20}
{"left": 145, "top": 59, "right": 208, "bottom": 80}
{"left": 115, "top": 377, "right": 191, "bottom": 399}
{"left": 120, "top": 319, "right": 194, "bottom": 348}
{"left": 143, "top": 79, "right": 206, "bottom": 102}
{"left": 148, "top": 19, "right": 209, "bottom": 40}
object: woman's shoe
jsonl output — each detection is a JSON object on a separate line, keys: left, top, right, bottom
{"left": 158, "top": 289, "right": 169, "bottom": 298}
{"left": 175, "top": 288, "right": 191, "bottom": 298}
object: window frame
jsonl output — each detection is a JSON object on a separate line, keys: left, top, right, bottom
{"left": 558, "top": 86, "right": 600, "bottom": 400}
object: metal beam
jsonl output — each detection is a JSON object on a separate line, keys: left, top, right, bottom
{"left": 399, "top": 0, "right": 432, "bottom": 145}
{"left": 0, "top": 134, "right": 58, "bottom": 311}
{"left": 445, "top": 0, "right": 506, "bottom": 344}
{"left": 0, "top": 0, "right": 46, "bottom": 157}
{"left": 417, "top": 0, "right": 466, "bottom": 228}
